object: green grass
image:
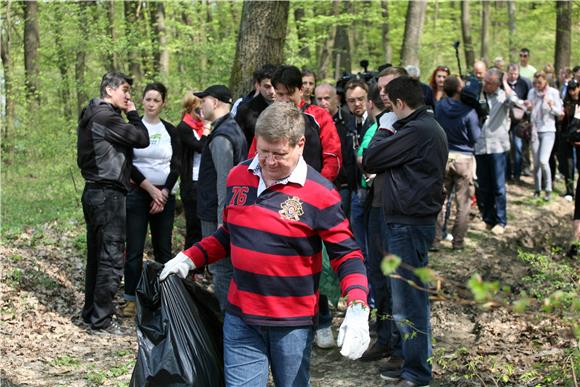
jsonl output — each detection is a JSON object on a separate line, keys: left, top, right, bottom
{"left": 2, "top": 118, "right": 83, "bottom": 235}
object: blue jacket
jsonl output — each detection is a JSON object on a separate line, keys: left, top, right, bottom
{"left": 435, "top": 97, "right": 481, "bottom": 154}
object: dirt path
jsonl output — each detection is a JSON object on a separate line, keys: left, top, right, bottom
{"left": 1, "top": 176, "right": 578, "bottom": 386}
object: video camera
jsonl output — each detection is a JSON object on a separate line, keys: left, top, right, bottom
{"left": 336, "top": 60, "right": 389, "bottom": 98}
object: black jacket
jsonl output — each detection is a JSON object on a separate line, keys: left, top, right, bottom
{"left": 197, "top": 114, "right": 247, "bottom": 223}
{"left": 77, "top": 98, "right": 149, "bottom": 192}
{"left": 363, "top": 106, "right": 448, "bottom": 224}
{"left": 177, "top": 119, "right": 208, "bottom": 191}
{"left": 130, "top": 118, "right": 182, "bottom": 192}
{"left": 235, "top": 93, "right": 269, "bottom": 147}
{"left": 333, "top": 109, "right": 357, "bottom": 189}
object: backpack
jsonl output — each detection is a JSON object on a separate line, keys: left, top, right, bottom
{"left": 461, "top": 75, "right": 489, "bottom": 123}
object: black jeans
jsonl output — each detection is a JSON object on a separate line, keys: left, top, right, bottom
{"left": 81, "top": 185, "right": 126, "bottom": 329}
{"left": 181, "top": 182, "right": 202, "bottom": 250}
{"left": 124, "top": 187, "right": 175, "bottom": 300}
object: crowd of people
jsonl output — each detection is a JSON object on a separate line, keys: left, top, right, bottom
{"left": 76, "top": 47, "right": 580, "bottom": 387}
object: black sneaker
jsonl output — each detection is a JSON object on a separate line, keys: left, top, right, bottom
{"left": 379, "top": 356, "right": 404, "bottom": 373}
{"left": 380, "top": 369, "right": 402, "bottom": 381}
{"left": 359, "top": 341, "right": 390, "bottom": 362}
{"left": 91, "top": 321, "right": 130, "bottom": 337}
{"left": 382, "top": 378, "right": 430, "bottom": 387}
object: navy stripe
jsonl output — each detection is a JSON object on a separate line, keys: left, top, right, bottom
{"left": 344, "top": 284, "right": 369, "bottom": 294}
{"left": 214, "top": 227, "right": 231, "bottom": 254}
{"left": 316, "top": 202, "right": 345, "bottom": 230}
{"left": 229, "top": 224, "right": 321, "bottom": 256}
{"left": 233, "top": 269, "right": 321, "bottom": 297}
{"left": 336, "top": 259, "right": 367, "bottom": 278}
{"left": 195, "top": 243, "right": 209, "bottom": 266}
{"left": 255, "top": 190, "right": 318, "bottom": 229}
{"left": 305, "top": 166, "right": 335, "bottom": 190}
{"left": 225, "top": 305, "right": 316, "bottom": 326}
{"left": 325, "top": 239, "right": 361, "bottom": 260}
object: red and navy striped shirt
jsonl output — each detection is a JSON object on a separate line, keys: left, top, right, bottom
{"left": 182, "top": 158, "right": 368, "bottom": 326}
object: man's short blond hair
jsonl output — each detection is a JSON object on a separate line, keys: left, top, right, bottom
{"left": 255, "top": 102, "right": 305, "bottom": 146}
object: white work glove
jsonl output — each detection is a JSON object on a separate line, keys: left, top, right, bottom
{"left": 159, "top": 252, "right": 196, "bottom": 281}
{"left": 337, "top": 302, "right": 370, "bottom": 360}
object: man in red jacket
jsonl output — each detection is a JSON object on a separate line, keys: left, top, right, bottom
{"left": 248, "top": 65, "right": 342, "bottom": 183}
{"left": 161, "top": 102, "right": 369, "bottom": 386}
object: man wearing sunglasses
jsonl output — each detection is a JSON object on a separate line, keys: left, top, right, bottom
{"left": 519, "top": 48, "right": 537, "bottom": 80}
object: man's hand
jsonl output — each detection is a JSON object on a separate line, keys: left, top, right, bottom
{"left": 337, "top": 302, "right": 370, "bottom": 360}
{"left": 160, "top": 252, "right": 196, "bottom": 280}
{"left": 126, "top": 100, "right": 137, "bottom": 113}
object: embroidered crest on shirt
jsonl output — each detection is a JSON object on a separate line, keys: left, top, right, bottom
{"left": 279, "top": 196, "right": 304, "bottom": 221}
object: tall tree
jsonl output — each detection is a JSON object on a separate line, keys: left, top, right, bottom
{"left": 294, "top": 6, "right": 310, "bottom": 59}
{"left": 154, "top": 2, "right": 169, "bottom": 79}
{"left": 75, "top": 1, "right": 93, "bottom": 115}
{"left": 461, "top": 0, "right": 475, "bottom": 69}
{"left": 400, "top": 0, "right": 427, "bottom": 67}
{"left": 24, "top": 0, "right": 40, "bottom": 110}
{"left": 380, "top": 0, "right": 392, "bottom": 65}
{"left": 1, "top": 0, "right": 15, "bottom": 139}
{"left": 480, "top": 0, "right": 490, "bottom": 64}
{"left": 124, "top": 1, "right": 142, "bottom": 81}
{"left": 229, "top": 1, "right": 289, "bottom": 98}
{"left": 507, "top": 0, "right": 517, "bottom": 63}
{"left": 317, "top": 1, "right": 339, "bottom": 80}
{"left": 52, "top": 8, "right": 72, "bottom": 120}
{"left": 107, "top": 0, "right": 119, "bottom": 71}
{"left": 333, "top": 1, "right": 352, "bottom": 76}
{"left": 554, "top": 0, "right": 572, "bottom": 72}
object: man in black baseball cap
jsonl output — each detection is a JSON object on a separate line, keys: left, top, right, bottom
{"left": 194, "top": 84, "right": 233, "bottom": 105}
{"left": 194, "top": 83, "right": 247, "bottom": 311}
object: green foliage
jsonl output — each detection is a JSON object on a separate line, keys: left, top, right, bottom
{"left": 50, "top": 355, "right": 81, "bottom": 367}
{"left": 467, "top": 273, "right": 501, "bottom": 303}
{"left": 381, "top": 254, "right": 401, "bottom": 276}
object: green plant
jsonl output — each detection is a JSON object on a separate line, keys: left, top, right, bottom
{"left": 50, "top": 355, "right": 81, "bottom": 367}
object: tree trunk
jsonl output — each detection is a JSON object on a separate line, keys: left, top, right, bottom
{"left": 294, "top": 7, "right": 310, "bottom": 59}
{"left": 480, "top": 0, "right": 490, "bottom": 64}
{"left": 317, "top": 0, "right": 339, "bottom": 80}
{"left": 461, "top": 0, "right": 475, "bottom": 70}
{"left": 400, "top": 0, "right": 427, "bottom": 67}
{"left": 554, "top": 0, "right": 571, "bottom": 72}
{"left": 507, "top": 0, "right": 517, "bottom": 64}
{"left": 53, "top": 10, "right": 72, "bottom": 120}
{"left": 125, "top": 0, "right": 142, "bottom": 81}
{"left": 333, "top": 0, "right": 352, "bottom": 75}
{"left": 24, "top": 0, "right": 40, "bottom": 110}
{"left": 107, "top": 0, "right": 119, "bottom": 71}
{"left": 380, "top": 0, "right": 392, "bottom": 65}
{"left": 75, "top": 1, "right": 93, "bottom": 115}
{"left": 229, "top": 1, "right": 289, "bottom": 99}
{"left": 1, "top": 0, "right": 14, "bottom": 139}
{"left": 155, "top": 2, "right": 169, "bottom": 79}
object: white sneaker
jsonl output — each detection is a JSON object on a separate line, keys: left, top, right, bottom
{"left": 314, "top": 326, "right": 336, "bottom": 349}
{"left": 565, "top": 195, "right": 573, "bottom": 202}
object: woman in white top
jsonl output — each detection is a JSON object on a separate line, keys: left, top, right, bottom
{"left": 526, "top": 71, "right": 564, "bottom": 200}
{"left": 122, "top": 82, "right": 181, "bottom": 316}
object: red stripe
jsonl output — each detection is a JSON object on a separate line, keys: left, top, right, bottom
{"left": 281, "top": 180, "right": 340, "bottom": 210}
{"left": 231, "top": 245, "right": 322, "bottom": 277}
{"left": 227, "top": 205, "right": 316, "bottom": 238}
{"left": 227, "top": 281, "right": 318, "bottom": 319}
{"left": 319, "top": 219, "right": 356, "bottom": 244}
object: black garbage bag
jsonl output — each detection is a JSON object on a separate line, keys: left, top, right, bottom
{"left": 130, "top": 261, "right": 224, "bottom": 387}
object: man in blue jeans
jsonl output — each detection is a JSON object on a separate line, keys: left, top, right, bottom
{"left": 364, "top": 77, "right": 448, "bottom": 387}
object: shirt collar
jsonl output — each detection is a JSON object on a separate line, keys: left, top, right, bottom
{"left": 248, "top": 156, "right": 308, "bottom": 195}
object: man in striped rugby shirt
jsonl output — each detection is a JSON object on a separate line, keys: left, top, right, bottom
{"left": 162, "top": 102, "right": 370, "bottom": 386}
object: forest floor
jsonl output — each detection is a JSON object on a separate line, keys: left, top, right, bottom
{"left": 1, "top": 175, "right": 578, "bottom": 387}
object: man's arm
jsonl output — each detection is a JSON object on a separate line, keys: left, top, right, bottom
{"left": 316, "top": 191, "right": 368, "bottom": 305}
{"left": 317, "top": 109, "right": 342, "bottom": 181}
{"left": 363, "top": 128, "right": 417, "bottom": 174}
{"left": 100, "top": 109, "right": 150, "bottom": 148}
{"left": 210, "top": 136, "right": 234, "bottom": 225}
